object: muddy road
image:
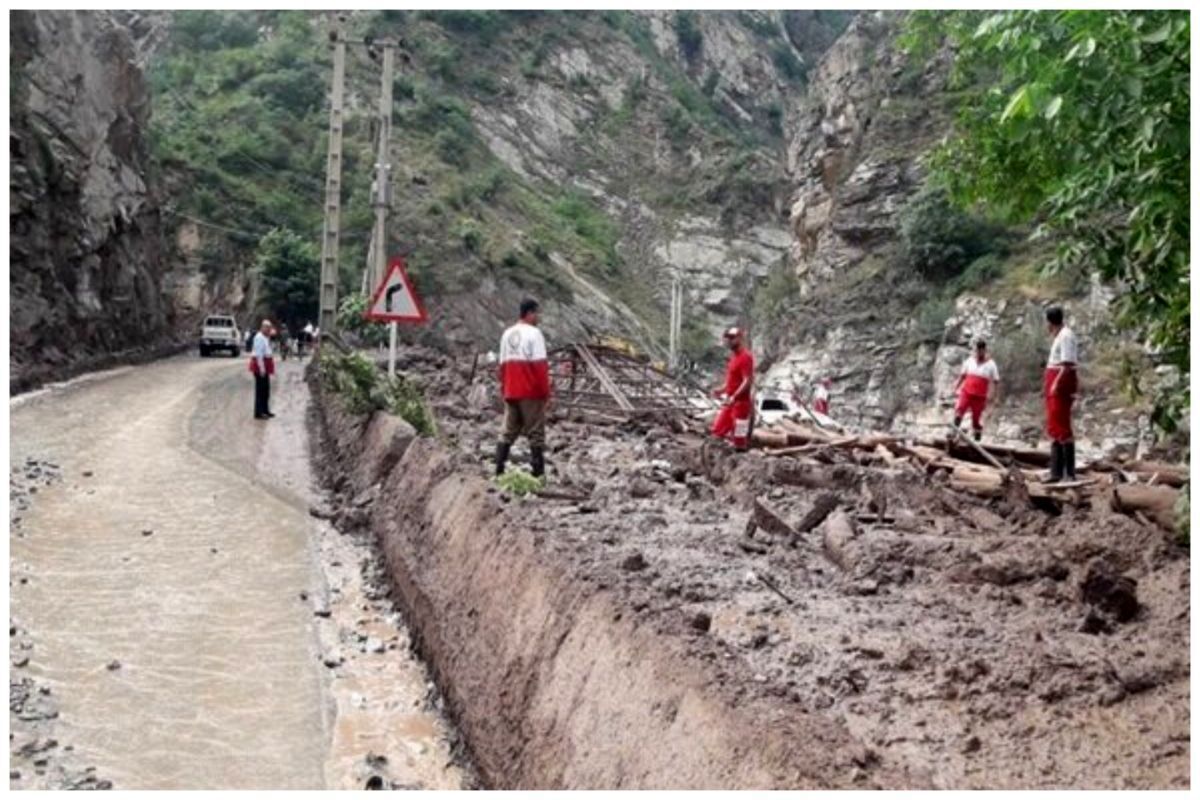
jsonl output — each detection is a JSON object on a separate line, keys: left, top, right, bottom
{"left": 9, "top": 356, "right": 467, "bottom": 789}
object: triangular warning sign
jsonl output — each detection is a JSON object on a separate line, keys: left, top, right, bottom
{"left": 364, "top": 257, "right": 428, "bottom": 323}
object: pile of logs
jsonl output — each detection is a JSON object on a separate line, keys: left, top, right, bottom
{"left": 752, "top": 418, "right": 1187, "bottom": 532}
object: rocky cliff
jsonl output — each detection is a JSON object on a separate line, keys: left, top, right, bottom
{"left": 756, "top": 12, "right": 1167, "bottom": 457}
{"left": 10, "top": 10, "right": 177, "bottom": 392}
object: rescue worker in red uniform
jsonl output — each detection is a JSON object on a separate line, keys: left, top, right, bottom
{"left": 952, "top": 339, "right": 1000, "bottom": 441}
{"left": 1043, "top": 306, "right": 1079, "bottom": 482}
{"left": 813, "top": 377, "right": 832, "bottom": 416}
{"left": 495, "top": 299, "right": 551, "bottom": 478}
{"left": 711, "top": 327, "right": 754, "bottom": 451}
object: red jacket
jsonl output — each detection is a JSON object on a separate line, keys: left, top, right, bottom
{"left": 498, "top": 322, "right": 550, "bottom": 400}
{"left": 723, "top": 347, "right": 754, "bottom": 404}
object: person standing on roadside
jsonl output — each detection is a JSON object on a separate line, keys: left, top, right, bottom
{"left": 250, "top": 319, "right": 276, "bottom": 420}
{"left": 1044, "top": 306, "right": 1079, "bottom": 482}
{"left": 495, "top": 299, "right": 551, "bottom": 478}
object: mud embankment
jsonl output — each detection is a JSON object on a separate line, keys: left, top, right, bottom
{"left": 308, "top": 377, "right": 916, "bottom": 789}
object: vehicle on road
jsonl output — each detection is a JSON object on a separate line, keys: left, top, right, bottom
{"left": 199, "top": 314, "right": 242, "bottom": 357}
{"left": 756, "top": 394, "right": 796, "bottom": 427}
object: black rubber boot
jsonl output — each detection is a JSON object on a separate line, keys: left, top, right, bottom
{"left": 1046, "top": 442, "right": 1064, "bottom": 483}
{"left": 1063, "top": 442, "right": 1076, "bottom": 480}
{"left": 494, "top": 441, "right": 511, "bottom": 476}
{"left": 530, "top": 446, "right": 545, "bottom": 479}
{"left": 972, "top": 428, "right": 983, "bottom": 442}
{"left": 953, "top": 415, "right": 963, "bottom": 429}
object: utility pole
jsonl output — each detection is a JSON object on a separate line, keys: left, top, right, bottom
{"left": 668, "top": 276, "right": 683, "bottom": 373}
{"left": 318, "top": 30, "right": 347, "bottom": 337}
{"left": 367, "top": 42, "right": 398, "bottom": 376}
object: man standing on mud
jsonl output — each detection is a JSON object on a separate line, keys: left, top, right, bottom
{"left": 953, "top": 339, "right": 1000, "bottom": 441}
{"left": 495, "top": 299, "right": 551, "bottom": 478}
{"left": 1044, "top": 306, "right": 1079, "bottom": 482}
{"left": 250, "top": 319, "right": 276, "bottom": 420}
{"left": 711, "top": 327, "right": 754, "bottom": 451}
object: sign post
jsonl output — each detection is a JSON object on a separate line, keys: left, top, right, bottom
{"left": 364, "top": 256, "right": 428, "bottom": 376}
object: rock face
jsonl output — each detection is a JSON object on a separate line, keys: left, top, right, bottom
{"left": 10, "top": 11, "right": 174, "bottom": 391}
{"left": 459, "top": 11, "right": 818, "bottom": 348}
{"left": 758, "top": 12, "right": 1162, "bottom": 456}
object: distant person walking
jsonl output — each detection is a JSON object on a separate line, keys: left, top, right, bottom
{"left": 952, "top": 339, "right": 1000, "bottom": 441}
{"left": 711, "top": 327, "right": 754, "bottom": 451}
{"left": 250, "top": 319, "right": 276, "bottom": 420}
{"left": 1044, "top": 306, "right": 1079, "bottom": 482}
{"left": 494, "top": 299, "right": 551, "bottom": 478}
{"left": 813, "top": 377, "right": 832, "bottom": 416}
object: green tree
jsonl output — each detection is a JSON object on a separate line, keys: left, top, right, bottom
{"left": 902, "top": 10, "right": 1190, "bottom": 429}
{"left": 255, "top": 227, "right": 320, "bottom": 328}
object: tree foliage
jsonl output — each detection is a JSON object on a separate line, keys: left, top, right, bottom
{"left": 899, "top": 186, "right": 1005, "bottom": 281}
{"left": 255, "top": 227, "right": 320, "bottom": 328}
{"left": 675, "top": 12, "right": 703, "bottom": 64}
{"left": 902, "top": 10, "right": 1190, "bottom": 428}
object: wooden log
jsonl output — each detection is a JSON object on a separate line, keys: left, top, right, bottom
{"left": 751, "top": 428, "right": 790, "bottom": 449}
{"left": 795, "top": 492, "right": 840, "bottom": 535}
{"left": 948, "top": 424, "right": 1007, "bottom": 470}
{"left": 1125, "top": 461, "right": 1188, "bottom": 488}
{"left": 821, "top": 510, "right": 860, "bottom": 571}
{"left": 751, "top": 497, "right": 798, "bottom": 540}
{"left": 1111, "top": 484, "right": 1180, "bottom": 531}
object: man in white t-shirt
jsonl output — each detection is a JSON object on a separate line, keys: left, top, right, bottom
{"left": 1044, "top": 306, "right": 1079, "bottom": 481}
{"left": 952, "top": 339, "right": 1000, "bottom": 441}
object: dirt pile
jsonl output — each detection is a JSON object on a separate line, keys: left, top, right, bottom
{"left": 311, "top": 345, "right": 1189, "bottom": 789}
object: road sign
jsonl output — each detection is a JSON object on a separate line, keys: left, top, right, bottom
{"left": 364, "top": 257, "right": 427, "bottom": 323}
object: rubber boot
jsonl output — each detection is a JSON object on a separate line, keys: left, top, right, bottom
{"left": 953, "top": 415, "right": 963, "bottom": 429}
{"left": 530, "top": 446, "right": 545, "bottom": 479}
{"left": 494, "top": 441, "right": 511, "bottom": 476}
{"left": 1045, "top": 442, "right": 1063, "bottom": 483}
{"left": 972, "top": 428, "right": 983, "bottom": 442}
{"left": 1063, "top": 442, "right": 1076, "bottom": 481}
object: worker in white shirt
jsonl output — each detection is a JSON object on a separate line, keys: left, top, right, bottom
{"left": 1044, "top": 306, "right": 1079, "bottom": 481}
{"left": 952, "top": 339, "right": 1000, "bottom": 441}
{"left": 249, "top": 319, "right": 276, "bottom": 420}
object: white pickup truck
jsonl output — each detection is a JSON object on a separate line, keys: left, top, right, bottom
{"left": 198, "top": 314, "right": 242, "bottom": 357}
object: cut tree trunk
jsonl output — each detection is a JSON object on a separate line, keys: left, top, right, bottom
{"left": 1111, "top": 484, "right": 1180, "bottom": 531}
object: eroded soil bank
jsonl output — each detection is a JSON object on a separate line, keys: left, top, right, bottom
{"left": 309, "top": 346, "right": 1189, "bottom": 789}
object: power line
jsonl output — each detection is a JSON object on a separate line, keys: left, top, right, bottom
{"left": 163, "top": 208, "right": 272, "bottom": 240}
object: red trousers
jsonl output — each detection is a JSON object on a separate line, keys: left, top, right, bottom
{"left": 1044, "top": 366, "right": 1077, "bottom": 443}
{"left": 712, "top": 400, "right": 752, "bottom": 450}
{"left": 954, "top": 392, "right": 987, "bottom": 429}
{"left": 813, "top": 398, "right": 829, "bottom": 415}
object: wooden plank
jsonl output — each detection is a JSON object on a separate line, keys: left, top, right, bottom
{"left": 947, "top": 424, "right": 1007, "bottom": 471}
{"left": 575, "top": 344, "right": 635, "bottom": 412}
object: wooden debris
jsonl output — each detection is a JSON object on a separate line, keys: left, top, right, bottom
{"left": 1111, "top": 484, "right": 1180, "bottom": 531}
{"left": 948, "top": 424, "right": 1006, "bottom": 470}
{"left": 821, "top": 510, "right": 859, "bottom": 572}
{"left": 751, "top": 497, "right": 798, "bottom": 540}
{"left": 756, "top": 572, "right": 796, "bottom": 605}
{"left": 795, "top": 492, "right": 840, "bottom": 535}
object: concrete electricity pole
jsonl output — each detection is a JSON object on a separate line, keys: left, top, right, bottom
{"left": 668, "top": 277, "right": 683, "bottom": 372}
{"left": 318, "top": 30, "right": 347, "bottom": 336}
{"left": 368, "top": 42, "right": 398, "bottom": 376}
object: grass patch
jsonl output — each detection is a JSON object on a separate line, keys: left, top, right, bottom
{"left": 495, "top": 469, "right": 545, "bottom": 496}
{"left": 318, "top": 350, "right": 436, "bottom": 434}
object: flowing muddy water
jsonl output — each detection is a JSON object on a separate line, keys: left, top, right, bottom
{"left": 9, "top": 356, "right": 465, "bottom": 789}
